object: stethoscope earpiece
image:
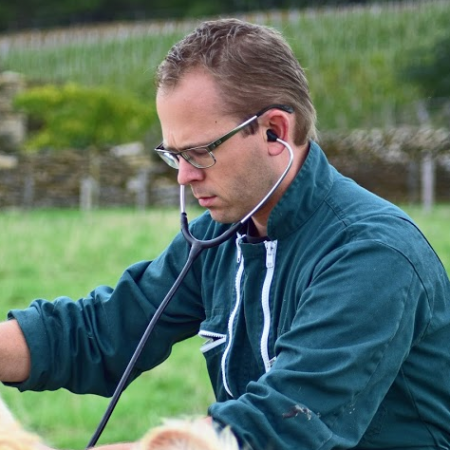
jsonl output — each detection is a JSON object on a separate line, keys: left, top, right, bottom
{"left": 266, "top": 129, "right": 279, "bottom": 142}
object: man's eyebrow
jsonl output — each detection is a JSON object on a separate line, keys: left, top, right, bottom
{"left": 180, "top": 141, "right": 208, "bottom": 151}
{"left": 163, "top": 139, "right": 213, "bottom": 153}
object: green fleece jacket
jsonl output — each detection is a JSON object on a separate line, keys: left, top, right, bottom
{"left": 9, "top": 142, "right": 450, "bottom": 449}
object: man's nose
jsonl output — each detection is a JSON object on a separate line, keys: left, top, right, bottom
{"left": 177, "top": 158, "right": 205, "bottom": 186}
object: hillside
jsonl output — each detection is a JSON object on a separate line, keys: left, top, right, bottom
{"left": 1, "top": 0, "right": 449, "bottom": 130}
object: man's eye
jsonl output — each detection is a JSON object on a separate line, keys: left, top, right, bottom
{"left": 188, "top": 148, "right": 209, "bottom": 157}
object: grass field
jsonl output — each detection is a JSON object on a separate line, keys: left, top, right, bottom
{"left": 1, "top": 1, "right": 449, "bottom": 130}
{"left": 0, "top": 204, "right": 449, "bottom": 448}
{"left": 0, "top": 207, "right": 214, "bottom": 449}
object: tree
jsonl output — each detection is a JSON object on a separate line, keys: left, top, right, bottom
{"left": 0, "top": 0, "right": 425, "bottom": 32}
{"left": 402, "top": 34, "right": 450, "bottom": 99}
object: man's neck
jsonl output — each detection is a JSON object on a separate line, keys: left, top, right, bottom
{"left": 251, "top": 218, "right": 268, "bottom": 238}
{"left": 246, "top": 219, "right": 268, "bottom": 241}
{"left": 251, "top": 140, "right": 310, "bottom": 238}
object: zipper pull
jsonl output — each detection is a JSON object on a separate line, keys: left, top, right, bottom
{"left": 236, "top": 235, "right": 243, "bottom": 263}
{"left": 265, "top": 241, "right": 276, "bottom": 268}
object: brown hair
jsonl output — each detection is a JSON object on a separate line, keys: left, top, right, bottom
{"left": 156, "top": 18, "right": 317, "bottom": 144}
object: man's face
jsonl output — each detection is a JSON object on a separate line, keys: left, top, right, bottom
{"left": 156, "top": 69, "right": 280, "bottom": 226}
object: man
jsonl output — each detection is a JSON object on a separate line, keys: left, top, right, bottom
{"left": 1, "top": 18, "right": 450, "bottom": 450}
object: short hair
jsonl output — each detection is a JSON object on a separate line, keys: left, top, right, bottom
{"left": 156, "top": 18, "right": 317, "bottom": 144}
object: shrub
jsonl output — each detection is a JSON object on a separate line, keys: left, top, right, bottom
{"left": 401, "top": 33, "right": 450, "bottom": 99}
{"left": 14, "top": 83, "right": 157, "bottom": 151}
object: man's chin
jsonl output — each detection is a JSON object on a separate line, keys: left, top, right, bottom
{"left": 208, "top": 209, "right": 238, "bottom": 225}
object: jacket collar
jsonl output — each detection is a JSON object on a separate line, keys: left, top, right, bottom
{"left": 267, "top": 141, "right": 334, "bottom": 240}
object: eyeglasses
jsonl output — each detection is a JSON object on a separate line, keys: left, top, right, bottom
{"left": 154, "top": 104, "right": 294, "bottom": 169}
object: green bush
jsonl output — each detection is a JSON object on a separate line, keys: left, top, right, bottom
{"left": 401, "top": 33, "right": 450, "bottom": 99}
{"left": 14, "top": 83, "right": 156, "bottom": 151}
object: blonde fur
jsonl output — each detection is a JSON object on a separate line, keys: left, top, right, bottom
{"left": 134, "top": 419, "right": 239, "bottom": 450}
{"left": 0, "top": 394, "right": 42, "bottom": 450}
{"left": 0, "top": 393, "right": 238, "bottom": 450}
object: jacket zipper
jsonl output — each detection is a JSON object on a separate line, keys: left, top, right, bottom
{"left": 221, "top": 238, "right": 245, "bottom": 398}
{"left": 236, "top": 233, "right": 243, "bottom": 263}
{"left": 261, "top": 240, "right": 277, "bottom": 372}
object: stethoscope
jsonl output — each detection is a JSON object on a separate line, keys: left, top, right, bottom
{"left": 87, "top": 130, "right": 293, "bottom": 448}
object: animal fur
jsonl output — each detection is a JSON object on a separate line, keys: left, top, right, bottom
{"left": 0, "top": 393, "right": 42, "bottom": 450}
{"left": 0, "top": 392, "right": 238, "bottom": 450}
{"left": 133, "top": 419, "right": 239, "bottom": 450}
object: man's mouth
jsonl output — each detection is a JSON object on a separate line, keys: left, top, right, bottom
{"left": 197, "top": 196, "right": 216, "bottom": 208}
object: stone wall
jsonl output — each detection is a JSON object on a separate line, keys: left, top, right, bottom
{"left": 0, "top": 129, "right": 449, "bottom": 210}
{"left": 0, "top": 147, "right": 181, "bottom": 209}
{"left": 320, "top": 126, "right": 450, "bottom": 204}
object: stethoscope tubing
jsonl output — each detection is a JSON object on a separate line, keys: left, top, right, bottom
{"left": 86, "top": 239, "right": 203, "bottom": 448}
{"left": 86, "top": 137, "right": 293, "bottom": 448}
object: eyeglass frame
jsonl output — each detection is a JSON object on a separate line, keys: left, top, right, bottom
{"left": 154, "top": 104, "right": 294, "bottom": 169}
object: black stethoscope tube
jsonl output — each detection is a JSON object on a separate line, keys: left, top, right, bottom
{"left": 86, "top": 136, "right": 293, "bottom": 448}
{"left": 86, "top": 234, "right": 204, "bottom": 448}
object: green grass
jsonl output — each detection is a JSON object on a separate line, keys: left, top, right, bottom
{"left": 0, "top": 207, "right": 213, "bottom": 449}
{"left": 1, "top": 1, "right": 449, "bottom": 130}
{"left": 402, "top": 203, "right": 450, "bottom": 270}
{"left": 0, "top": 205, "right": 449, "bottom": 448}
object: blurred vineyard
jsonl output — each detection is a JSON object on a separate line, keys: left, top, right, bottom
{"left": 0, "top": 1, "right": 449, "bottom": 130}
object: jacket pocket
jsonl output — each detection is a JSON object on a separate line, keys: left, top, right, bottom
{"left": 198, "top": 319, "right": 228, "bottom": 399}
{"left": 199, "top": 330, "right": 227, "bottom": 354}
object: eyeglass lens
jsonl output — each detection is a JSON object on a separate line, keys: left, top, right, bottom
{"left": 156, "top": 151, "right": 178, "bottom": 168}
{"left": 182, "top": 148, "right": 214, "bottom": 168}
{"left": 157, "top": 147, "right": 215, "bottom": 169}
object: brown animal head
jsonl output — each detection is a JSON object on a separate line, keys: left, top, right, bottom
{"left": 0, "top": 393, "right": 239, "bottom": 450}
{"left": 134, "top": 419, "right": 239, "bottom": 450}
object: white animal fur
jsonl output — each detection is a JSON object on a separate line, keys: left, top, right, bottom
{"left": 0, "top": 393, "right": 239, "bottom": 450}
{"left": 0, "top": 393, "right": 42, "bottom": 450}
{"left": 133, "top": 419, "right": 240, "bottom": 450}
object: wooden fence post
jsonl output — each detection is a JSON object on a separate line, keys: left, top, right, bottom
{"left": 80, "top": 176, "right": 99, "bottom": 211}
{"left": 421, "top": 151, "right": 435, "bottom": 213}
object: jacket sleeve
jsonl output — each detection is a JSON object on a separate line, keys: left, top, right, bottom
{"left": 209, "top": 240, "right": 432, "bottom": 450}
{"left": 7, "top": 231, "right": 205, "bottom": 397}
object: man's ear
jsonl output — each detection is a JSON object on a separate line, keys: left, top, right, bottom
{"left": 262, "top": 110, "right": 291, "bottom": 155}
{"left": 265, "top": 126, "right": 288, "bottom": 156}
